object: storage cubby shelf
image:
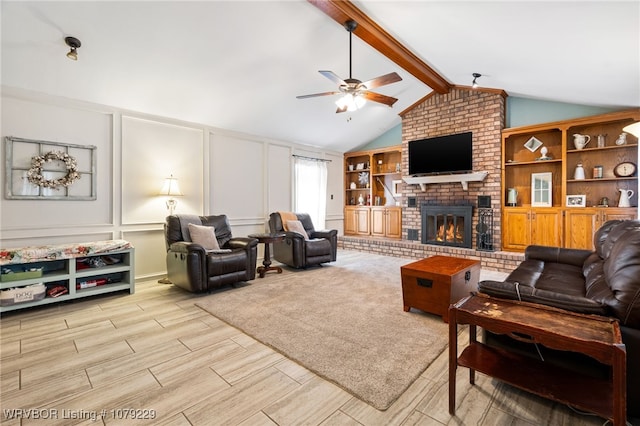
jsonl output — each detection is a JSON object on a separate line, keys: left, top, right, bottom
{"left": 1, "top": 246, "right": 135, "bottom": 312}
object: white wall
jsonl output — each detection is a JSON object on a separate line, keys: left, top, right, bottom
{"left": 0, "top": 87, "right": 345, "bottom": 280}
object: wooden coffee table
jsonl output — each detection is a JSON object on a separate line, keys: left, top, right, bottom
{"left": 449, "top": 294, "right": 626, "bottom": 425}
{"left": 248, "top": 233, "right": 285, "bottom": 278}
{"left": 400, "top": 255, "right": 480, "bottom": 322}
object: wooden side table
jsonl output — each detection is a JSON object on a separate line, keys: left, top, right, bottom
{"left": 248, "top": 233, "right": 285, "bottom": 278}
{"left": 449, "top": 294, "right": 626, "bottom": 425}
{"left": 400, "top": 255, "right": 480, "bottom": 322}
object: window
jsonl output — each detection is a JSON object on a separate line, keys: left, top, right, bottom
{"left": 293, "top": 156, "right": 327, "bottom": 229}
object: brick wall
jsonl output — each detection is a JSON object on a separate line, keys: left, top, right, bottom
{"left": 400, "top": 88, "right": 506, "bottom": 250}
{"left": 339, "top": 236, "right": 523, "bottom": 273}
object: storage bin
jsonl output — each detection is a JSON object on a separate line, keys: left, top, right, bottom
{"left": 0, "top": 268, "right": 43, "bottom": 282}
{"left": 0, "top": 283, "right": 46, "bottom": 306}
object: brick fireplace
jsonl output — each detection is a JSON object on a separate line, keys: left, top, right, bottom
{"left": 400, "top": 88, "right": 506, "bottom": 250}
{"left": 340, "top": 87, "right": 519, "bottom": 273}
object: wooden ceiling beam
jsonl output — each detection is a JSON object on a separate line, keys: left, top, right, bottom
{"left": 308, "top": 0, "right": 451, "bottom": 94}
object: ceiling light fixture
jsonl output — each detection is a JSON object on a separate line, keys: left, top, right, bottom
{"left": 336, "top": 93, "right": 366, "bottom": 112}
{"left": 471, "top": 73, "right": 481, "bottom": 89}
{"left": 65, "top": 36, "right": 81, "bottom": 61}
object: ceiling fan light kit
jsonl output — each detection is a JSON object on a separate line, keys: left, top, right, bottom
{"left": 335, "top": 93, "right": 366, "bottom": 112}
{"left": 297, "top": 19, "right": 402, "bottom": 113}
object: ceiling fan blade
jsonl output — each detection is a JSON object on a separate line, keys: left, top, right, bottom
{"left": 361, "top": 72, "right": 402, "bottom": 90}
{"left": 319, "top": 70, "right": 346, "bottom": 86}
{"left": 361, "top": 91, "right": 398, "bottom": 107}
{"left": 296, "top": 91, "right": 341, "bottom": 99}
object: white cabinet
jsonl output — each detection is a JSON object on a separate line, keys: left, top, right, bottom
{"left": 1, "top": 247, "right": 134, "bottom": 312}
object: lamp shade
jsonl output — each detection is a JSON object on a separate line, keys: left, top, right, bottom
{"left": 159, "top": 175, "right": 183, "bottom": 196}
{"left": 622, "top": 121, "right": 640, "bottom": 138}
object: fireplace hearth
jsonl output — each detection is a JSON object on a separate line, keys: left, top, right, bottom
{"left": 421, "top": 204, "right": 473, "bottom": 248}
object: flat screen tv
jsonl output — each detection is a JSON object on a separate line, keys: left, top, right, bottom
{"left": 408, "top": 132, "right": 473, "bottom": 176}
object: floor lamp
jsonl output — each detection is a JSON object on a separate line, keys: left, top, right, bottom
{"left": 158, "top": 174, "right": 183, "bottom": 284}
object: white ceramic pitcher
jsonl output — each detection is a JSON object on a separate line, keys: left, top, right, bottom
{"left": 618, "top": 189, "right": 634, "bottom": 207}
{"left": 573, "top": 134, "right": 591, "bottom": 150}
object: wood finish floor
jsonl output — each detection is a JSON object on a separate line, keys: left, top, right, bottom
{"left": 0, "top": 264, "right": 612, "bottom": 425}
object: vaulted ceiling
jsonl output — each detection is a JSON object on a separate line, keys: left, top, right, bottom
{"left": 2, "top": 1, "right": 638, "bottom": 153}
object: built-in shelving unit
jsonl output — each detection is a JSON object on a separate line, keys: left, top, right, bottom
{"left": 501, "top": 109, "right": 640, "bottom": 252}
{"left": 344, "top": 145, "right": 402, "bottom": 238}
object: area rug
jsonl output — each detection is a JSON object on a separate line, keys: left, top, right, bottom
{"left": 196, "top": 250, "right": 449, "bottom": 410}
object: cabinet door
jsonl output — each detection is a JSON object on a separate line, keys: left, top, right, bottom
{"left": 344, "top": 207, "right": 358, "bottom": 235}
{"left": 531, "top": 208, "right": 563, "bottom": 247}
{"left": 385, "top": 207, "right": 402, "bottom": 239}
{"left": 503, "top": 208, "right": 531, "bottom": 251}
{"left": 355, "top": 208, "right": 370, "bottom": 235}
{"left": 564, "top": 208, "right": 598, "bottom": 249}
{"left": 370, "top": 207, "right": 385, "bottom": 237}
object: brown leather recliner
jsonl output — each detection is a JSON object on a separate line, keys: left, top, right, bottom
{"left": 164, "top": 214, "right": 258, "bottom": 292}
{"left": 479, "top": 219, "right": 640, "bottom": 418}
{"left": 268, "top": 212, "right": 337, "bottom": 269}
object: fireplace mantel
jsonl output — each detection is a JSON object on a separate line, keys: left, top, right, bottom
{"left": 403, "top": 171, "right": 488, "bottom": 191}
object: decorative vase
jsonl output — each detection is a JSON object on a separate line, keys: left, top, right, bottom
{"left": 574, "top": 163, "right": 586, "bottom": 180}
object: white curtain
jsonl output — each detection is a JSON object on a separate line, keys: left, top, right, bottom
{"left": 294, "top": 156, "right": 327, "bottom": 229}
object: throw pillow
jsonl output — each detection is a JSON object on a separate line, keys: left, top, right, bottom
{"left": 286, "top": 220, "right": 309, "bottom": 240}
{"left": 188, "top": 223, "right": 221, "bottom": 250}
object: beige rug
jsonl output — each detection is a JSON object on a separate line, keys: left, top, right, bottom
{"left": 196, "top": 250, "right": 449, "bottom": 410}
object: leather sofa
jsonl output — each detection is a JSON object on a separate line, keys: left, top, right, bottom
{"left": 164, "top": 214, "right": 258, "bottom": 292}
{"left": 478, "top": 219, "right": 640, "bottom": 418}
{"left": 268, "top": 212, "right": 337, "bottom": 269}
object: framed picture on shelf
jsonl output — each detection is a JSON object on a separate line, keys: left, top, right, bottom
{"left": 524, "top": 136, "right": 543, "bottom": 152}
{"left": 356, "top": 163, "right": 365, "bottom": 170}
{"left": 531, "top": 172, "right": 552, "bottom": 207}
{"left": 566, "top": 195, "right": 586, "bottom": 207}
{"left": 392, "top": 179, "right": 402, "bottom": 197}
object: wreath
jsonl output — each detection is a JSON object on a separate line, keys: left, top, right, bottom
{"left": 27, "top": 151, "right": 80, "bottom": 189}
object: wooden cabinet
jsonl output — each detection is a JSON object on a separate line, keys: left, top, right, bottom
{"left": 564, "top": 207, "right": 637, "bottom": 249}
{"left": 503, "top": 207, "right": 563, "bottom": 251}
{"left": 0, "top": 246, "right": 134, "bottom": 313}
{"left": 371, "top": 206, "right": 402, "bottom": 238}
{"left": 344, "top": 146, "right": 402, "bottom": 239}
{"left": 344, "top": 206, "right": 370, "bottom": 235}
{"left": 502, "top": 109, "right": 639, "bottom": 251}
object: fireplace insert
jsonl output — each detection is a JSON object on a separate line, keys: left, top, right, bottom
{"left": 421, "top": 205, "right": 473, "bottom": 248}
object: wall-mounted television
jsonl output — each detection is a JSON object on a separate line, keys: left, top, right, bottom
{"left": 408, "top": 132, "right": 473, "bottom": 176}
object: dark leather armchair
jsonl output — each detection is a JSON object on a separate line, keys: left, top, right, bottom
{"left": 164, "top": 214, "right": 258, "bottom": 292}
{"left": 268, "top": 212, "right": 337, "bottom": 269}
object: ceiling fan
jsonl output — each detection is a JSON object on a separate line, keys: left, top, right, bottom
{"left": 297, "top": 20, "right": 402, "bottom": 113}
